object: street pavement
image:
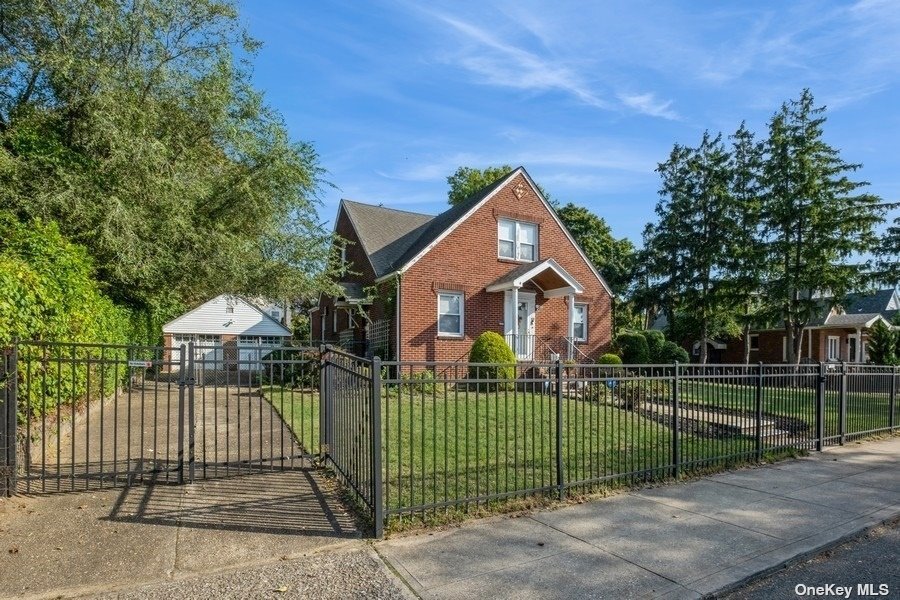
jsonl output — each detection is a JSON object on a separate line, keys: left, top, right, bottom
{"left": 720, "top": 519, "right": 898, "bottom": 600}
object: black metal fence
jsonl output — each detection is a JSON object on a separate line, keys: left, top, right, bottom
{"left": 3, "top": 340, "right": 898, "bottom": 537}
{"left": 321, "top": 347, "right": 383, "bottom": 537}
{"left": 5, "top": 340, "right": 321, "bottom": 495}
{"left": 370, "top": 360, "right": 899, "bottom": 527}
{"left": 1, "top": 347, "right": 15, "bottom": 496}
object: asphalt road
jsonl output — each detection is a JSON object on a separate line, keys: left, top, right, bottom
{"left": 720, "top": 520, "right": 899, "bottom": 600}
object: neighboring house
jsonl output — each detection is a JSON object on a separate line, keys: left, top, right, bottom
{"left": 162, "top": 294, "right": 292, "bottom": 371}
{"left": 653, "top": 288, "right": 899, "bottom": 363}
{"left": 311, "top": 167, "right": 614, "bottom": 362}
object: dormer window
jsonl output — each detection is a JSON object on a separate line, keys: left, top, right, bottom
{"left": 498, "top": 219, "right": 537, "bottom": 262}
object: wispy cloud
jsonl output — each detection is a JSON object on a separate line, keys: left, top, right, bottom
{"left": 617, "top": 92, "right": 680, "bottom": 120}
{"left": 432, "top": 13, "right": 611, "bottom": 110}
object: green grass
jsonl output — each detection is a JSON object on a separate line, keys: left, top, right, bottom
{"left": 678, "top": 378, "right": 897, "bottom": 439}
{"left": 265, "top": 376, "right": 897, "bottom": 532}
{"left": 261, "top": 385, "right": 320, "bottom": 455}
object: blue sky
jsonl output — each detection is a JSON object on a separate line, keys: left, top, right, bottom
{"left": 240, "top": 0, "right": 900, "bottom": 246}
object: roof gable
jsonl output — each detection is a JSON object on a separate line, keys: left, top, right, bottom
{"left": 340, "top": 199, "right": 433, "bottom": 278}
{"left": 384, "top": 167, "right": 613, "bottom": 296}
{"left": 163, "top": 294, "right": 291, "bottom": 336}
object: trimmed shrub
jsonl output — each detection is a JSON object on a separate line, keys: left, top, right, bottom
{"left": 468, "top": 331, "right": 516, "bottom": 384}
{"left": 643, "top": 330, "right": 666, "bottom": 363}
{"left": 597, "top": 353, "right": 623, "bottom": 365}
{"left": 616, "top": 332, "right": 650, "bottom": 364}
{"left": 660, "top": 341, "right": 690, "bottom": 364}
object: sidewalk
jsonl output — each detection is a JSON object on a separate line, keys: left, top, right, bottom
{"left": 377, "top": 436, "right": 900, "bottom": 599}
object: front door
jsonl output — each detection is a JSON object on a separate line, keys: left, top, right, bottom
{"left": 504, "top": 292, "right": 535, "bottom": 360}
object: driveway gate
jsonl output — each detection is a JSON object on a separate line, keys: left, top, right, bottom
{"left": 2, "top": 340, "right": 322, "bottom": 495}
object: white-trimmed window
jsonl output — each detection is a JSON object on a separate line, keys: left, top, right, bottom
{"left": 749, "top": 334, "right": 759, "bottom": 351}
{"left": 827, "top": 336, "right": 840, "bottom": 361}
{"left": 197, "top": 334, "right": 221, "bottom": 346}
{"left": 173, "top": 334, "right": 193, "bottom": 346}
{"left": 437, "top": 292, "right": 464, "bottom": 336}
{"left": 498, "top": 219, "right": 537, "bottom": 261}
{"left": 239, "top": 335, "right": 281, "bottom": 346}
{"left": 572, "top": 304, "right": 587, "bottom": 342}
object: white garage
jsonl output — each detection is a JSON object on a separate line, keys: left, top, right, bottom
{"left": 163, "top": 295, "right": 292, "bottom": 371}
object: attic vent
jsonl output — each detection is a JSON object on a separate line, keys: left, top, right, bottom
{"left": 226, "top": 299, "right": 236, "bottom": 314}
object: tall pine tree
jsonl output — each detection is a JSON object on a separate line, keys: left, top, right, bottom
{"left": 761, "top": 90, "right": 885, "bottom": 364}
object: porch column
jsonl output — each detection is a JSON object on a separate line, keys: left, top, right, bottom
{"left": 511, "top": 285, "right": 519, "bottom": 349}
{"left": 855, "top": 328, "right": 862, "bottom": 362}
{"left": 567, "top": 293, "right": 576, "bottom": 341}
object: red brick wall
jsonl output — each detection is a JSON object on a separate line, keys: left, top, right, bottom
{"left": 398, "top": 173, "right": 613, "bottom": 362}
{"left": 721, "top": 328, "right": 861, "bottom": 363}
{"left": 313, "top": 205, "right": 387, "bottom": 344}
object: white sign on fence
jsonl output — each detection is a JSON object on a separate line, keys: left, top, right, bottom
{"left": 127, "top": 360, "right": 154, "bottom": 368}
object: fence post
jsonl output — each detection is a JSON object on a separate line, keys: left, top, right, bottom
{"left": 176, "top": 344, "right": 186, "bottom": 485}
{"left": 1, "top": 346, "right": 17, "bottom": 497}
{"left": 672, "top": 362, "right": 680, "bottom": 480}
{"left": 554, "top": 359, "right": 565, "bottom": 500}
{"left": 890, "top": 366, "right": 897, "bottom": 432}
{"left": 319, "top": 345, "right": 329, "bottom": 461}
{"left": 187, "top": 341, "right": 196, "bottom": 483}
{"left": 755, "top": 362, "right": 763, "bottom": 461}
{"left": 371, "top": 356, "right": 384, "bottom": 539}
{"left": 816, "top": 362, "right": 826, "bottom": 452}
{"left": 838, "top": 361, "right": 847, "bottom": 446}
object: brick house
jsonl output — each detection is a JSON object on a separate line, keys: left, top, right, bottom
{"left": 655, "top": 288, "right": 899, "bottom": 363}
{"left": 311, "top": 167, "right": 614, "bottom": 362}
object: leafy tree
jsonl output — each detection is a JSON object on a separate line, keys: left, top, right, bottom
{"left": 866, "top": 321, "right": 897, "bottom": 365}
{"left": 447, "top": 165, "right": 516, "bottom": 206}
{"left": 0, "top": 0, "right": 338, "bottom": 324}
{"left": 555, "top": 203, "right": 636, "bottom": 295}
{"left": 761, "top": 90, "right": 886, "bottom": 364}
{"left": 643, "top": 330, "right": 666, "bottom": 362}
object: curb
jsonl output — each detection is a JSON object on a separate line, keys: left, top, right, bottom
{"left": 705, "top": 512, "right": 900, "bottom": 599}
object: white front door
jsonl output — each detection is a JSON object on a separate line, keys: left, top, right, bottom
{"left": 505, "top": 291, "right": 535, "bottom": 359}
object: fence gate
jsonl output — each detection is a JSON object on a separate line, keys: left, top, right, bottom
{"left": 7, "top": 341, "right": 322, "bottom": 495}
{"left": 321, "top": 348, "right": 383, "bottom": 537}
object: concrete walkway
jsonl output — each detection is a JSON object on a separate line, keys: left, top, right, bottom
{"left": 0, "top": 469, "right": 359, "bottom": 599}
{"left": 377, "top": 436, "right": 900, "bottom": 599}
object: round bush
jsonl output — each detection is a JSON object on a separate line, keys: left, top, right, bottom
{"left": 616, "top": 332, "right": 650, "bottom": 364}
{"left": 660, "top": 341, "right": 690, "bottom": 364}
{"left": 597, "top": 353, "right": 623, "bottom": 365}
{"left": 468, "top": 331, "right": 516, "bottom": 383}
{"left": 643, "top": 330, "right": 665, "bottom": 363}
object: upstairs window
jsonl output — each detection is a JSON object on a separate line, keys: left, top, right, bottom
{"left": 749, "top": 334, "right": 759, "bottom": 351}
{"left": 498, "top": 219, "right": 537, "bottom": 261}
{"left": 437, "top": 292, "right": 464, "bottom": 336}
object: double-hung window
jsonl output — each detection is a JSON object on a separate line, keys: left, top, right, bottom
{"left": 498, "top": 219, "right": 537, "bottom": 261}
{"left": 572, "top": 304, "right": 587, "bottom": 341}
{"left": 437, "top": 292, "right": 464, "bottom": 336}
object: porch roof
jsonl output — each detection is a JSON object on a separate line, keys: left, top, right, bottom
{"left": 485, "top": 258, "right": 584, "bottom": 298}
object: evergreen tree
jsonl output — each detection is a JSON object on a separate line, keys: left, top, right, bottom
{"left": 761, "top": 90, "right": 886, "bottom": 365}
{"left": 866, "top": 320, "right": 897, "bottom": 365}
{"left": 646, "top": 133, "right": 738, "bottom": 363}
{"left": 723, "top": 122, "right": 767, "bottom": 363}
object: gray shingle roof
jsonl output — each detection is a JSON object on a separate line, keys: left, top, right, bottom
{"left": 340, "top": 168, "right": 518, "bottom": 278}
{"left": 824, "top": 313, "right": 884, "bottom": 327}
{"left": 341, "top": 200, "right": 434, "bottom": 278}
